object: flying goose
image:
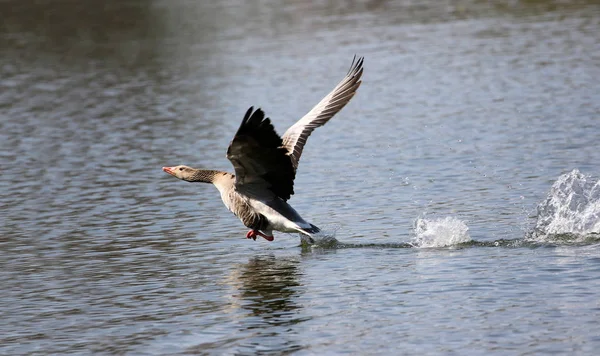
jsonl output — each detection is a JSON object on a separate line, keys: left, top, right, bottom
{"left": 163, "top": 56, "right": 363, "bottom": 243}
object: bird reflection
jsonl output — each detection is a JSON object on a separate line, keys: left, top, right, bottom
{"left": 223, "top": 255, "right": 308, "bottom": 353}
{"left": 234, "top": 255, "right": 305, "bottom": 328}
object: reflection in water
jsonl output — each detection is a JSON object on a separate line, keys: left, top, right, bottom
{"left": 3, "top": 0, "right": 600, "bottom": 354}
{"left": 226, "top": 255, "right": 307, "bottom": 353}
{"left": 239, "top": 256, "right": 301, "bottom": 322}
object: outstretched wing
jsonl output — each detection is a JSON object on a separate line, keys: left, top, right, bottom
{"left": 226, "top": 107, "right": 295, "bottom": 201}
{"left": 282, "top": 56, "right": 364, "bottom": 172}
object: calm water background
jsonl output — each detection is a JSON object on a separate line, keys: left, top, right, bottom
{"left": 2, "top": 0, "right": 600, "bottom": 354}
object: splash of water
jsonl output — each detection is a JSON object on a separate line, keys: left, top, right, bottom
{"left": 301, "top": 225, "right": 340, "bottom": 247}
{"left": 530, "top": 169, "right": 600, "bottom": 241}
{"left": 411, "top": 216, "right": 472, "bottom": 248}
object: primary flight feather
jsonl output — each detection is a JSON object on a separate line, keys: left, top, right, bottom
{"left": 163, "top": 56, "right": 364, "bottom": 243}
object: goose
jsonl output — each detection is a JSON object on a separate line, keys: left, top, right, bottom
{"left": 163, "top": 56, "right": 363, "bottom": 243}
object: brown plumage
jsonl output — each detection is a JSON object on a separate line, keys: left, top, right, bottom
{"left": 163, "top": 56, "right": 364, "bottom": 243}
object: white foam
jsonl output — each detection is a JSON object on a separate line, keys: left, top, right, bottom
{"left": 411, "top": 216, "right": 471, "bottom": 248}
{"left": 301, "top": 225, "right": 340, "bottom": 247}
{"left": 531, "top": 169, "right": 600, "bottom": 240}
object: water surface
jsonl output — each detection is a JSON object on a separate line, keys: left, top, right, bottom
{"left": 2, "top": 0, "right": 600, "bottom": 354}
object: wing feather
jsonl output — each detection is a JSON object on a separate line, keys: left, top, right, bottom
{"left": 282, "top": 56, "right": 364, "bottom": 171}
{"left": 225, "top": 57, "right": 364, "bottom": 201}
{"left": 226, "top": 107, "right": 295, "bottom": 200}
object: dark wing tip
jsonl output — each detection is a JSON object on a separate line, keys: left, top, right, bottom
{"left": 232, "top": 106, "right": 283, "bottom": 150}
{"left": 236, "top": 106, "right": 270, "bottom": 136}
{"left": 241, "top": 106, "right": 264, "bottom": 126}
{"left": 242, "top": 106, "right": 254, "bottom": 123}
{"left": 347, "top": 55, "right": 364, "bottom": 76}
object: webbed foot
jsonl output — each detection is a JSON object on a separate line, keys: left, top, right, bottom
{"left": 245, "top": 230, "right": 274, "bottom": 242}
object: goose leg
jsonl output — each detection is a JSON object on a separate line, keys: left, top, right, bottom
{"left": 245, "top": 229, "right": 274, "bottom": 242}
{"left": 256, "top": 231, "right": 274, "bottom": 242}
{"left": 246, "top": 230, "right": 257, "bottom": 240}
{"left": 246, "top": 230, "right": 275, "bottom": 241}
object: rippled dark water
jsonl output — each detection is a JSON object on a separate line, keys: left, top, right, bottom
{"left": 2, "top": 1, "right": 600, "bottom": 354}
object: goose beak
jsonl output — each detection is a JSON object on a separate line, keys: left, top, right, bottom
{"left": 162, "top": 166, "right": 175, "bottom": 176}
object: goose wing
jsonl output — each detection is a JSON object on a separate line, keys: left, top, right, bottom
{"left": 281, "top": 56, "right": 364, "bottom": 172}
{"left": 226, "top": 107, "right": 295, "bottom": 201}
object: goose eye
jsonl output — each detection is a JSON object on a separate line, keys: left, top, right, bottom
{"left": 179, "top": 167, "right": 184, "bottom": 171}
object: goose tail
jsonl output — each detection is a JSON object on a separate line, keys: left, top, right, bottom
{"left": 303, "top": 224, "right": 321, "bottom": 235}
{"left": 298, "top": 224, "right": 320, "bottom": 244}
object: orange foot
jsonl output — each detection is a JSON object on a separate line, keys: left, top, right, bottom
{"left": 245, "top": 230, "right": 274, "bottom": 242}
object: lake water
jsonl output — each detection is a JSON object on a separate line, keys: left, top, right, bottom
{"left": 2, "top": 0, "right": 600, "bottom": 354}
